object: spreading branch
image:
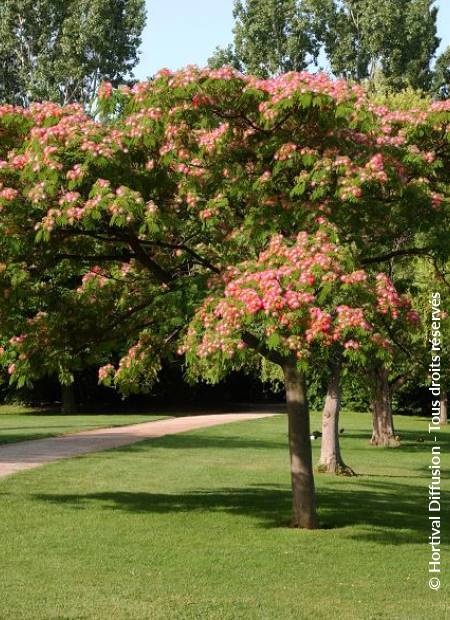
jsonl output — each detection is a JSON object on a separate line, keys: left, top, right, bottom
{"left": 361, "top": 247, "right": 432, "bottom": 265}
{"left": 242, "top": 332, "right": 286, "bottom": 366}
{"left": 125, "top": 235, "right": 173, "bottom": 284}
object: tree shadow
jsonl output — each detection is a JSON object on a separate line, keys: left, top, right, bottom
{"left": 0, "top": 433, "right": 56, "bottom": 445}
{"left": 318, "top": 478, "right": 449, "bottom": 543}
{"left": 32, "top": 478, "right": 447, "bottom": 544}
{"left": 0, "top": 423, "right": 165, "bottom": 446}
{"left": 122, "top": 432, "right": 288, "bottom": 452}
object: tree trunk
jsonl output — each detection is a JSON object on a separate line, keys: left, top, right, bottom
{"left": 60, "top": 382, "right": 78, "bottom": 414}
{"left": 283, "top": 361, "right": 319, "bottom": 529}
{"left": 440, "top": 391, "right": 448, "bottom": 425}
{"left": 317, "top": 360, "right": 355, "bottom": 475}
{"left": 370, "top": 367, "right": 399, "bottom": 447}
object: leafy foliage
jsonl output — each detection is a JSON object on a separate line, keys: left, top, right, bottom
{"left": 307, "top": 0, "right": 439, "bottom": 90}
{"left": 0, "top": 67, "right": 448, "bottom": 396}
{"left": 209, "top": 0, "right": 318, "bottom": 78}
{"left": 0, "top": 0, "right": 146, "bottom": 106}
{"left": 210, "top": 0, "right": 440, "bottom": 92}
{"left": 433, "top": 45, "right": 450, "bottom": 99}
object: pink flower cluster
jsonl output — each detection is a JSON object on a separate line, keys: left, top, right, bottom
{"left": 77, "top": 266, "right": 108, "bottom": 294}
{"left": 0, "top": 188, "right": 18, "bottom": 201}
{"left": 98, "top": 82, "right": 113, "bottom": 99}
{"left": 340, "top": 271, "right": 367, "bottom": 285}
{"left": 197, "top": 123, "right": 229, "bottom": 152}
{"left": 274, "top": 143, "right": 297, "bottom": 161}
{"left": 183, "top": 228, "right": 389, "bottom": 360}
{"left": 334, "top": 306, "right": 370, "bottom": 338}
{"left": 375, "top": 273, "right": 408, "bottom": 317}
{"left": 179, "top": 221, "right": 419, "bottom": 366}
{"left": 98, "top": 364, "right": 115, "bottom": 381}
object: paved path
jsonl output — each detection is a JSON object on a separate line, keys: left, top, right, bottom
{"left": 0, "top": 413, "right": 276, "bottom": 479}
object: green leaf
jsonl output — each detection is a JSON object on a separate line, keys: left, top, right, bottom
{"left": 267, "top": 333, "right": 281, "bottom": 349}
{"left": 290, "top": 181, "right": 306, "bottom": 197}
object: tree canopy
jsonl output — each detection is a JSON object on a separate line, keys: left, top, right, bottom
{"left": 308, "top": 0, "right": 439, "bottom": 90}
{"left": 0, "top": 67, "right": 449, "bottom": 386}
{"left": 209, "top": 0, "right": 440, "bottom": 91}
{"left": 0, "top": 0, "right": 146, "bottom": 106}
{"left": 209, "top": 0, "right": 318, "bottom": 77}
{"left": 0, "top": 67, "right": 449, "bottom": 525}
{"left": 434, "top": 45, "right": 450, "bottom": 99}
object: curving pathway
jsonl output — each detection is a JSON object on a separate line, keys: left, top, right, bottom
{"left": 0, "top": 413, "right": 276, "bottom": 479}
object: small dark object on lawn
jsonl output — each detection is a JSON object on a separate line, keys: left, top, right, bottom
{"left": 310, "top": 430, "right": 322, "bottom": 440}
{"left": 417, "top": 436, "right": 425, "bottom": 443}
{"left": 339, "top": 428, "right": 345, "bottom": 434}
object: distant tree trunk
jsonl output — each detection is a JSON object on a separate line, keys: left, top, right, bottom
{"left": 370, "top": 367, "right": 399, "bottom": 447}
{"left": 60, "top": 382, "right": 78, "bottom": 414}
{"left": 317, "top": 359, "right": 355, "bottom": 475}
{"left": 283, "top": 361, "right": 319, "bottom": 529}
{"left": 440, "top": 391, "right": 448, "bottom": 425}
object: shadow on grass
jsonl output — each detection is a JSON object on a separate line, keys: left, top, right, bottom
{"left": 0, "top": 434, "right": 57, "bottom": 446}
{"left": 0, "top": 423, "right": 163, "bottom": 446}
{"left": 126, "top": 432, "right": 287, "bottom": 452}
{"left": 32, "top": 478, "right": 448, "bottom": 544}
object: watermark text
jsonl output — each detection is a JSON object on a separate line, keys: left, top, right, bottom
{"left": 428, "top": 292, "right": 441, "bottom": 590}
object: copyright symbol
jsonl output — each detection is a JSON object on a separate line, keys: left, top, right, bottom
{"left": 429, "top": 577, "right": 440, "bottom": 590}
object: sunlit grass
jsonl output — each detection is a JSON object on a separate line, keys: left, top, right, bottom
{"left": 0, "top": 411, "right": 448, "bottom": 619}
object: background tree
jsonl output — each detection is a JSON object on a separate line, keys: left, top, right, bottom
{"left": 412, "top": 259, "right": 450, "bottom": 425}
{"left": 306, "top": 0, "right": 439, "bottom": 90}
{"left": 209, "top": 0, "right": 318, "bottom": 77}
{"left": 211, "top": 0, "right": 440, "bottom": 91}
{"left": 317, "top": 352, "right": 349, "bottom": 474}
{"left": 433, "top": 45, "right": 450, "bottom": 99}
{"left": 208, "top": 45, "right": 243, "bottom": 73}
{"left": 0, "top": 0, "right": 146, "bottom": 106}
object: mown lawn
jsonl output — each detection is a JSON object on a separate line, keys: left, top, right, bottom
{"left": 0, "top": 411, "right": 448, "bottom": 619}
{"left": 0, "top": 405, "right": 168, "bottom": 444}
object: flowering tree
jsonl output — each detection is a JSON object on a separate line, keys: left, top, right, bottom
{"left": 180, "top": 228, "right": 417, "bottom": 501}
{"left": 0, "top": 67, "right": 448, "bottom": 527}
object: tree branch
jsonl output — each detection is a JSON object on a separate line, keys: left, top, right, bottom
{"left": 125, "top": 234, "right": 173, "bottom": 284}
{"left": 361, "top": 247, "right": 432, "bottom": 265}
{"left": 432, "top": 258, "right": 450, "bottom": 289}
{"left": 144, "top": 240, "right": 220, "bottom": 273}
{"left": 242, "top": 332, "right": 286, "bottom": 366}
{"left": 52, "top": 253, "right": 134, "bottom": 263}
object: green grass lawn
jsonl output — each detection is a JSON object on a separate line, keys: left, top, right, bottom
{"left": 0, "top": 405, "right": 168, "bottom": 444}
{"left": 0, "top": 411, "right": 448, "bottom": 619}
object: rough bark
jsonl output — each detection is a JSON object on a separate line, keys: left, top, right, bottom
{"left": 283, "top": 361, "right": 319, "bottom": 529}
{"left": 440, "top": 391, "right": 448, "bottom": 425}
{"left": 60, "top": 382, "right": 78, "bottom": 414}
{"left": 370, "top": 367, "right": 399, "bottom": 447}
{"left": 317, "top": 360, "right": 355, "bottom": 475}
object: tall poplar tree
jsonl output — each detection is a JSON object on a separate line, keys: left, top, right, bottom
{"left": 209, "top": 0, "right": 440, "bottom": 91}
{"left": 209, "top": 0, "right": 318, "bottom": 77}
{"left": 307, "top": 0, "right": 440, "bottom": 90}
{"left": 433, "top": 45, "right": 450, "bottom": 99}
{"left": 0, "top": 0, "right": 146, "bottom": 106}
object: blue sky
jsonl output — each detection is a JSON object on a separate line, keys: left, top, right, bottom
{"left": 134, "top": 0, "right": 450, "bottom": 80}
